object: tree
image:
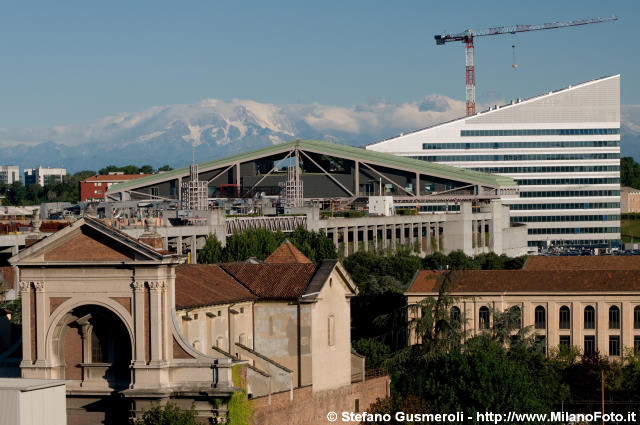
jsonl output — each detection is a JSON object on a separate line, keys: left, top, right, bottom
{"left": 140, "top": 165, "right": 154, "bottom": 174}
{"left": 157, "top": 165, "right": 173, "bottom": 172}
{"left": 133, "top": 403, "right": 197, "bottom": 425}
{"left": 198, "top": 233, "right": 223, "bottom": 264}
{"left": 99, "top": 165, "right": 119, "bottom": 175}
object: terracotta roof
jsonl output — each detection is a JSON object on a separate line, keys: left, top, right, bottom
{"left": 264, "top": 242, "right": 312, "bottom": 264}
{"left": 407, "top": 269, "right": 640, "bottom": 293}
{"left": 175, "top": 264, "right": 257, "bottom": 309}
{"left": 220, "top": 262, "right": 318, "bottom": 299}
{"left": 83, "top": 174, "right": 152, "bottom": 182}
{"left": 524, "top": 256, "right": 640, "bottom": 271}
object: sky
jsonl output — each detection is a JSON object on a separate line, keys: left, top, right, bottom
{"left": 0, "top": 0, "right": 635, "bottom": 129}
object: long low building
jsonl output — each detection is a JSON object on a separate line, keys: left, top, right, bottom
{"left": 406, "top": 256, "right": 640, "bottom": 357}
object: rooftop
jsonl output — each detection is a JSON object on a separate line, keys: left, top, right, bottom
{"left": 523, "top": 255, "right": 640, "bottom": 271}
{"left": 264, "top": 241, "right": 312, "bottom": 264}
{"left": 107, "top": 139, "right": 516, "bottom": 194}
{"left": 407, "top": 269, "right": 640, "bottom": 293}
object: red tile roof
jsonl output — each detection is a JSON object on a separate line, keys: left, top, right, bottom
{"left": 264, "top": 242, "right": 312, "bottom": 264}
{"left": 524, "top": 255, "right": 640, "bottom": 271}
{"left": 407, "top": 269, "right": 640, "bottom": 293}
{"left": 175, "top": 264, "right": 257, "bottom": 309}
{"left": 220, "top": 262, "right": 318, "bottom": 299}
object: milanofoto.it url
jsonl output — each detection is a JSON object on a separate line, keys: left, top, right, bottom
{"left": 331, "top": 410, "right": 638, "bottom": 423}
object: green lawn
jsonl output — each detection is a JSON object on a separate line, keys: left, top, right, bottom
{"left": 622, "top": 214, "right": 640, "bottom": 243}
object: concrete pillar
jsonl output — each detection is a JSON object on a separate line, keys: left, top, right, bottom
{"left": 176, "top": 236, "right": 183, "bottom": 255}
{"left": 353, "top": 226, "right": 359, "bottom": 254}
{"left": 434, "top": 223, "right": 440, "bottom": 252}
{"left": 374, "top": 225, "right": 379, "bottom": 251}
{"left": 480, "top": 219, "right": 486, "bottom": 250}
{"left": 363, "top": 225, "right": 369, "bottom": 252}
{"left": 382, "top": 225, "right": 387, "bottom": 250}
{"left": 426, "top": 223, "right": 431, "bottom": 254}
{"left": 332, "top": 228, "right": 339, "bottom": 251}
{"left": 391, "top": 225, "right": 397, "bottom": 251}
{"left": 343, "top": 227, "right": 349, "bottom": 257}
{"left": 399, "top": 223, "right": 405, "bottom": 247}
{"left": 191, "top": 235, "right": 197, "bottom": 264}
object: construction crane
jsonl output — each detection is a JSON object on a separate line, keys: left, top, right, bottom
{"left": 435, "top": 16, "right": 618, "bottom": 116}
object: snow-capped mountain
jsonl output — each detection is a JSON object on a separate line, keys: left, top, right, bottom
{"left": 0, "top": 96, "right": 466, "bottom": 172}
{"left": 2, "top": 97, "right": 639, "bottom": 173}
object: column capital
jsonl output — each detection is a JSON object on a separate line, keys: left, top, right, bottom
{"left": 148, "top": 280, "right": 167, "bottom": 291}
{"left": 131, "top": 281, "right": 145, "bottom": 292}
{"left": 19, "top": 281, "right": 31, "bottom": 292}
{"left": 33, "top": 281, "right": 45, "bottom": 292}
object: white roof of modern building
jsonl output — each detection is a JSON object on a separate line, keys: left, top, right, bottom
{"left": 367, "top": 74, "right": 620, "bottom": 149}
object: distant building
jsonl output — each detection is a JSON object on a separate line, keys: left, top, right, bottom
{"left": 621, "top": 186, "right": 640, "bottom": 213}
{"left": 0, "top": 166, "right": 19, "bottom": 184}
{"left": 406, "top": 256, "right": 640, "bottom": 357}
{"left": 23, "top": 166, "right": 66, "bottom": 187}
{"left": 79, "top": 173, "right": 151, "bottom": 202}
{"left": 367, "top": 76, "right": 621, "bottom": 251}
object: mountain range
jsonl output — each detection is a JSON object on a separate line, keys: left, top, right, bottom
{"left": 1, "top": 97, "right": 639, "bottom": 173}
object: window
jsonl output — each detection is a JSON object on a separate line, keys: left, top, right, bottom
{"left": 535, "top": 335, "right": 546, "bottom": 354}
{"left": 534, "top": 306, "right": 546, "bottom": 329}
{"left": 355, "top": 398, "right": 360, "bottom": 413}
{"left": 584, "top": 336, "right": 596, "bottom": 356}
{"left": 635, "top": 336, "right": 640, "bottom": 354}
{"left": 634, "top": 306, "right": 640, "bottom": 329}
{"left": 609, "top": 306, "right": 620, "bottom": 329}
{"left": 609, "top": 336, "right": 620, "bottom": 357}
{"left": 584, "top": 306, "right": 595, "bottom": 329}
{"left": 479, "top": 306, "right": 490, "bottom": 330}
{"left": 91, "top": 329, "right": 108, "bottom": 363}
{"left": 559, "top": 335, "right": 571, "bottom": 346}
{"left": 559, "top": 306, "right": 571, "bottom": 329}
{"left": 450, "top": 306, "right": 461, "bottom": 323}
{"left": 328, "top": 315, "right": 335, "bottom": 346}
{"left": 509, "top": 306, "right": 521, "bottom": 329}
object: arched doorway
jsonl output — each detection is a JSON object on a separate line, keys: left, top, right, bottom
{"left": 53, "top": 304, "right": 132, "bottom": 390}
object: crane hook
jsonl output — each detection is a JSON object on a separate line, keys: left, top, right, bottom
{"left": 512, "top": 44, "right": 518, "bottom": 69}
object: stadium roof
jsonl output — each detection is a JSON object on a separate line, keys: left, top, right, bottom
{"left": 108, "top": 139, "right": 516, "bottom": 194}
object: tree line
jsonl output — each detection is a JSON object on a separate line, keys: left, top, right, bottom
{"left": 622, "top": 156, "right": 640, "bottom": 189}
{"left": 0, "top": 164, "right": 173, "bottom": 206}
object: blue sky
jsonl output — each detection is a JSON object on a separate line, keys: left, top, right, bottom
{"left": 0, "top": 0, "right": 635, "bottom": 128}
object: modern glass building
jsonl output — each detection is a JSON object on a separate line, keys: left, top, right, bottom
{"left": 367, "top": 75, "right": 621, "bottom": 251}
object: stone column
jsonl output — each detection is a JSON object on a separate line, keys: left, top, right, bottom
{"left": 148, "top": 281, "right": 166, "bottom": 364}
{"left": 332, "top": 228, "right": 339, "bottom": 250}
{"left": 34, "top": 281, "right": 47, "bottom": 365}
{"left": 20, "top": 282, "right": 32, "bottom": 366}
{"left": 176, "top": 236, "right": 183, "bottom": 255}
{"left": 480, "top": 220, "right": 486, "bottom": 250}
{"left": 434, "top": 223, "right": 440, "bottom": 252}
{"left": 132, "top": 281, "right": 146, "bottom": 365}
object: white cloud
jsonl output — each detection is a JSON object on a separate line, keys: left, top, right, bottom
{"left": 2, "top": 96, "right": 637, "bottom": 150}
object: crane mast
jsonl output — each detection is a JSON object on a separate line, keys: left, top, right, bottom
{"left": 435, "top": 16, "right": 618, "bottom": 116}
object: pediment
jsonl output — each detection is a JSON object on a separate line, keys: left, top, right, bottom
{"left": 10, "top": 218, "right": 166, "bottom": 265}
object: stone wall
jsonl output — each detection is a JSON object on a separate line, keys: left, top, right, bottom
{"left": 252, "top": 376, "right": 390, "bottom": 425}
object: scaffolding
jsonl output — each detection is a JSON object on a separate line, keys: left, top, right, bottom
{"left": 181, "top": 164, "right": 208, "bottom": 210}
{"left": 279, "top": 153, "right": 303, "bottom": 210}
